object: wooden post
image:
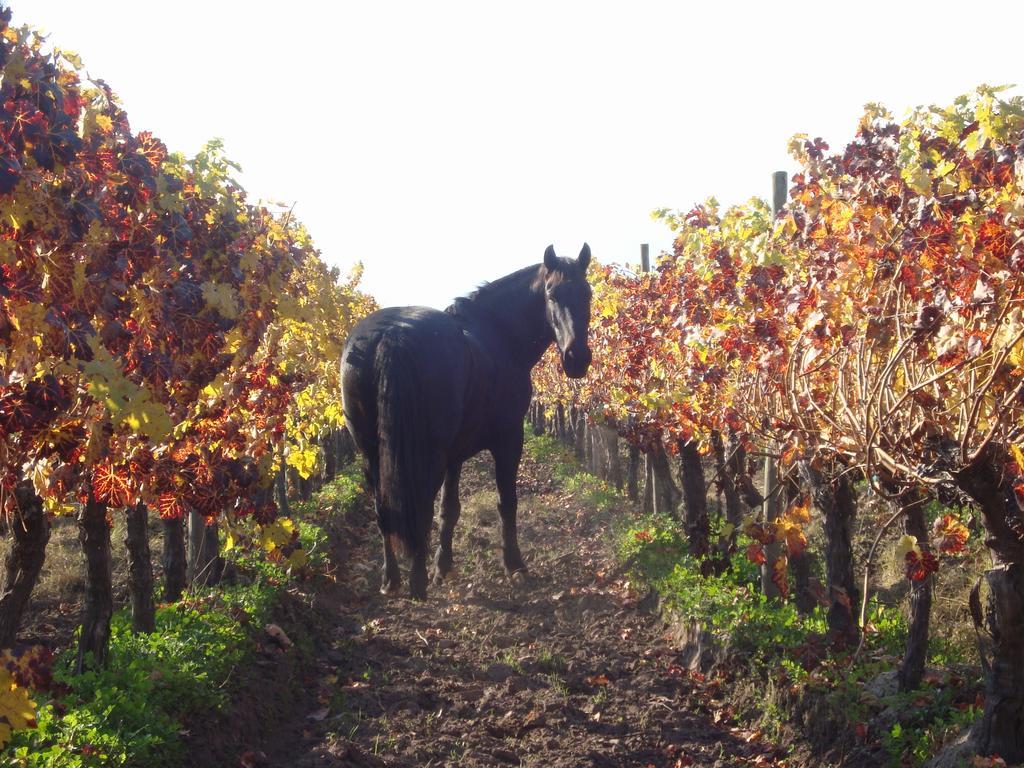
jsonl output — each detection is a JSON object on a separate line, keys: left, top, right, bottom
{"left": 573, "top": 408, "right": 587, "bottom": 461}
{"left": 642, "top": 453, "right": 654, "bottom": 515}
{"left": 772, "top": 171, "right": 787, "bottom": 216}
{"left": 639, "top": 248, "right": 653, "bottom": 511}
{"left": 606, "top": 427, "right": 623, "bottom": 490}
{"left": 626, "top": 444, "right": 640, "bottom": 501}
{"left": 588, "top": 424, "right": 601, "bottom": 476}
{"left": 584, "top": 421, "right": 595, "bottom": 473}
{"left": 761, "top": 171, "right": 788, "bottom": 600}
{"left": 648, "top": 439, "right": 681, "bottom": 518}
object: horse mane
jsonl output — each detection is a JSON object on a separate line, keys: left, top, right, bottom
{"left": 444, "top": 264, "right": 543, "bottom": 320}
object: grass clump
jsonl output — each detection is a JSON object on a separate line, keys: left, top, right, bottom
{"left": 619, "top": 514, "right": 828, "bottom": 663}
{"left": 524, "top": 431, "right": 621, "bottom": 513}
{"left": 4, "top": 468, "right": 364, "bottom": 768}
{"left": 4, "top": 581, "right": 278, "bottom": 768}
{"left": 616, "top": 511, "right": 984, "bottom": 767}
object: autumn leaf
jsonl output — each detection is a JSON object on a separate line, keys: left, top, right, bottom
{"left": 0, "top": 669, "right": 36, "bottom": 748}
{"left": 285, "top": 548, "right": 309, "bottom": 570}
{"left": 259, "top": 518, "right": 296, "bottom": 553}
{"left": 1011, "top": 444, "right": 1024, "bottom": 474}
{"left": 92, "top": 462, "right": 133, "bottom": 507}
{"left": 775, "top": 500, "right": 809, "bottom": 556}
{"left": 903, "top": 164, "right": 933, "bottom": 196}
{"left": 905, "top": 550, "right": 939, "bottom": 581}
{"left": 932, "top": 514, "right": 969, "bottom": 555}
{"left": 746, "top": 542, "right": 766, "bottom": 565}
{"left": 784, "top": 496, "right": 811, "bottom": 525}
{"left": 894, "top": 534, "right": 920, "bottom": 562}
{"left": 771, "top": 555, "right": 789, "bottom": 599}
{"left": 157, "top": 492, "right": 185, "bottom": 520}
{"left": 285, "top": 446, "right": 319, "bottom": 480}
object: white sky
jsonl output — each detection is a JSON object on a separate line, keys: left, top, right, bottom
{"left": 17, "top": 1, "right": 1024, "bottom": 309}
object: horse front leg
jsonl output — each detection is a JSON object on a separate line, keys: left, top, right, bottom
{"left": 493, "top": 442, "right": 527, "bottom": 578}
{"left": 409, "top": 545, "right": 428, "bottom": 601}
{"left": 433, "top": 463, "right": 462, "bottom": 585}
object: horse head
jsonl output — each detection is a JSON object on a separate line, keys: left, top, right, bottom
{"left": 542, "top": 243, "right": 593, "bottom": 379}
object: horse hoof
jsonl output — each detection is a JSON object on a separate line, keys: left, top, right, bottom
{"left": 409, "top": 570, "right": 429, "bottom": 601}
{"left": 409, "top": 586, "right": 428, "bottom": 601}
{"left": 380, "top": 579, "right": 402, "bottom": 596}
{"left": 431, "top": 567, "right": 452, "bottom": 587}
{"left": 508, "top": 569, "right": 530, "bottom": 590}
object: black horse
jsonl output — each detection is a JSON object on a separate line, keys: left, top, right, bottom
{"left": 341, "top": 244, "right": 593, "bottom": 599}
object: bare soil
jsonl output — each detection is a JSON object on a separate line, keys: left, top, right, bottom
{"left": 257, "top": 450, "right": 786, "bottom": 768}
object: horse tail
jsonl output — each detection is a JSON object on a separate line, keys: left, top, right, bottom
{"left": 375, "top": 328, "right": 430, "bottom": 557}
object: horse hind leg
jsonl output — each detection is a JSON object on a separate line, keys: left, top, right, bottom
{"left": 363, "top": 452, "right": 400, "bottom": 596}
{"left": 377, "top": 504, "right": 402, "bottom": 596}
{"left": 432, "top": 464, "right": 463, "bottom": 585}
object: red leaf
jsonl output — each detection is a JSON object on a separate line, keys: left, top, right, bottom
{"left": 92, "top": 463, "right": 133, "bottom": 507}
{"left": 746, "top": 542, "right": 767, "bottom": 565}
{"left": 932, "top": 514, "right": 969, "bottom": 555}
{"left": 157, "top": 492, "right": 185, "bottom": 520}
{"left": 905, "top": 550, "right": 939, "bottom": 581}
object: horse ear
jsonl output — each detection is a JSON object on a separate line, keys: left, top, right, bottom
{"left": 578, "top": 243, "right": 591, "bottom": 271}
{"left": 544, "top": 245, "right": 558, "bottom": 271}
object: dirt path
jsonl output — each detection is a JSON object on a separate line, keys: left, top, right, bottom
{"left": 262, "top": 448, "right": 784, "bottom": 768}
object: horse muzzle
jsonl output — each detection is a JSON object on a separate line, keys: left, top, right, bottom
{"left": 561, "top": 345, "right": 592, "bottom": 379}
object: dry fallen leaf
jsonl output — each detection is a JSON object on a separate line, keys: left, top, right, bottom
{"left": 264, "top": 623, "right": 293, "bottom": 649}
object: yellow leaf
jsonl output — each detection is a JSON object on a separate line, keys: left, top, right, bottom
{"left": 259, "top": 518, "right": 296, "bottom": 553}
{"left": 285, "top": 446, "right": 319, "bottom": 479}
{"left": 81, "top": 344, "right": 173, "bottom": 441}
{"left": 201, "top": 282, "right": 240, "bottom": 320}
{"left": 286, "top": 549, "right": 309, "bottom": 569}
{"left": 895, "top": 535, "right": 920, "bottom": 562}
{"left": 904, "top": 165, "right": 933, "bottom": 196}
{"left": 784, "top": 497, "right": 811, "bottom": 525}
{"left": 73, "top": 259, "right": 87, "bottom": 300}
{"left": 0, "top": 669, "right": 36, "bottom": 748}
{"left": 1011, "top": 444, "right": 1024, "bottom": 474}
